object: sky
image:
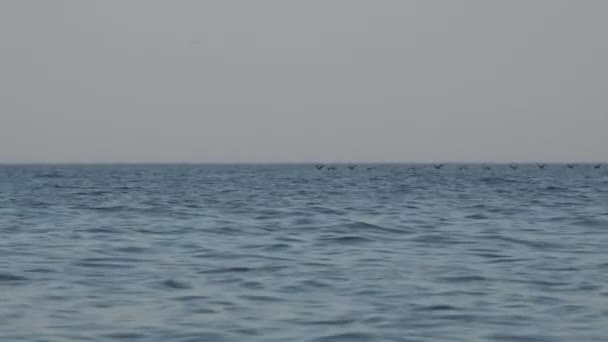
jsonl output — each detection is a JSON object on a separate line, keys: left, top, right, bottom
{"left": 1, "top": 1, "right": 607, "bottom": 163}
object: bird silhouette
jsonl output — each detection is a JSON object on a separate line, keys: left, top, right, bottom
{"left": 348, "top": 165, "right": 357, "bottom": 170}
{"left": 484, "top": 165, "right": 492, "bottom": 170}
{"left": 567, "top": 163, "right": 575, "bottom": 169}
{"left": 433, "top": 164, "right": 444, "bottom": 170}
{"left": 315, "top": 164, "right": 325, "bottom": 170}
{"left": 509, "top": 164, "right": 518, "bottom": 170}
{"left": 594, "top": 164, "right": 602, "bottom": 169}
{"left": 537, "top": 163, "right": 547, "bottom": 169}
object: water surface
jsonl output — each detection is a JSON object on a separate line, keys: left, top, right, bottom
{"left": 1, "top": 164, "right": 607, "bottom": 341}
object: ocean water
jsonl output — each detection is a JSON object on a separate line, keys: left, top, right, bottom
{"left": 1, "top": 164, "right": 607, "bottom": 342}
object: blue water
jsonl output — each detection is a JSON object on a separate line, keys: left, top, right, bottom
{"left": 1, "top": 164, "right": 607, "bottom": 341}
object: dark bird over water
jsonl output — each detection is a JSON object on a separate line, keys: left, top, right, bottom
{"left": 433, "top": 164, "right": 444, "bottom": 170}
{"left": 567, "top": 164, "right": 575, "bottom": 169}
{"left": 537, "top": 163, "right": 547, "bottom": 169}
{"left": 348, "top": 165, "right": 357, "bottom": 170}
{"left": 484, "top": 165, "right": 492, "bottom": 170}
{"left": 594, "top": 164, "right": 602, "bottom": 169}
{"left": 327, "top": 167, "right": 337, "bottom": 171}
{"left": 315, "top": 164, "right": 325, "bottom": 170}
{"left": 509, "top": 164, "right": 518, "bottom": 170}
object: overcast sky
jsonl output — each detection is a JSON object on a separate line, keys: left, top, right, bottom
{"left": 1, "top": 1, "right": 606, "bottom": 163}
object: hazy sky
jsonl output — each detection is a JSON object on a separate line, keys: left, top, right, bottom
{"left": 1, "top": 1, "right": 607, "bottom": 163}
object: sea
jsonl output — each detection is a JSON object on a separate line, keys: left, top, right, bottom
{"left": 1, "top": 164, "right": 607, "bottom": 342}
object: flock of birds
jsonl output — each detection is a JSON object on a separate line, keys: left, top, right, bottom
{"left": 316, "top": 164, "right": 376, "bottom": 171}
{"left": 314, "top": 163, "right": 603, "bottom": 171}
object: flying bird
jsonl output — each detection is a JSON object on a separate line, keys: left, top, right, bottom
{"left": 594, "top": 164, "right": 602, "bottom": 169}
{"left": 566, "top": 164, "right": 575, "bottom": 169}
{"left": 433, "top": 164, "right": 444, "bottom": 170}
{"left": 509, "top": 164, "right": 518, "bottom": 170}
{"left": 315, "top": 164, "right": 325, "bottom": 170}
{"left": 348, "top": 165, "right": 357, "bottom": 170}
{"left": 537, "top": 163, "right": 547, "bottom": 169}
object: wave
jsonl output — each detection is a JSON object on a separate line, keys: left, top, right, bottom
{"left": 318, "top": 235, "right": 373, "bottom": 244}
{"left": 480, "top": 176, "right": 521, "bottom": 184}
{"left": 0, "top": 273, "right": 28, "bottom": 282}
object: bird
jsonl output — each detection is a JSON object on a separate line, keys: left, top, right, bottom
{"left": 348, "top": 165, "right": 357, "bottom": 170}
{"left": 509, "top": 164, "right": 518, "bottom": 170}
{"left": 484, "top": 165, "right": 492, "bottom": 170}
{"left": 566, "top": 163, "right": 575, "bottom": 169}
{"left": 315, "top": 164, "right": 325, "bottom": 170}
{"left": 327, "top": 166, "right": 337, "bottom": 171}
{"left": 433, "top": 164, "right": 444, "bottom": 170}
{"left": 594, "top": 164, "right": 602, "bottom": 169}
{"left": 537, "top": 163, "right": 547, "bottom": 169}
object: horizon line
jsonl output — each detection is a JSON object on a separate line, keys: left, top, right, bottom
{"left": 0, "top": 161, "right": 605, "bottom": 165}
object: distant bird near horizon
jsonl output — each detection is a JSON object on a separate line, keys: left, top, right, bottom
{"left": 311, "top": 162, "right": 605, "bottom": 174}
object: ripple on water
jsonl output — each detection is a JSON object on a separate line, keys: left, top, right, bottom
{"left": 162, "top": 279, "right": 191, "bottom": 290}
{"left": 104, "top": 332, "right": 146, "bottom": 340}
{"left": 199, "top": 266, "right": 254, "bottom": 274}
{"left": 415, "top": 304, "right": 461, "bottom": 312}
{"left": 0, "top": 273, "right": 28, "bottom": 282}
{"left": 309, "top": 332, "right": 377, "bottom": 342}
{"left": 438, "top": 275, "right": 489, "bottom": 283}
{"left": 317, "top": 235, "right": 373, "bottom": 244}
{"left": 302, "top": 318, "right": 358, "bottom": 326}
{"left": 487, "top": 333, "right": 556, "bottom": 342}
{"left": 73, "top": 258, "right": 138, "bottom": 269}
{"left": 480, "top": 234, "right": 567, "bottom": 250}
{"left": 24, "top": 268, "right": 55, "bottom": 274}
